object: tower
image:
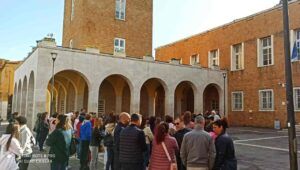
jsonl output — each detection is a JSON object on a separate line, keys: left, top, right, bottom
{"left": 62, "top": 0, "right": 153, "bottom": 58}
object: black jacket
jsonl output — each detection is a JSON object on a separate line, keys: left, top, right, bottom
{"left": 113, "top": 122, "right": 126, "bottom": 153}
{"left": 90, "top": 127, "right": 104, "bottom": 146}
{"left": 119, "top": 124, "right": 147, "bottom": 163}
{"left": 213, "top": 132, "right": 237, "bottom": 170}
{"left": 174, "top": 128, "right": 191, "bottom": 170}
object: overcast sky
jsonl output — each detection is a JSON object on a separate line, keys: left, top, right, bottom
{"left": 0, "top": 0, "right": 280, "bottom": 61}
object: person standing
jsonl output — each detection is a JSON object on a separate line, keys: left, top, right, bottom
{"left": 104, "top": 114, "right": 116, "bottom": 170}
{"left": 80, "top": 114, "right": 92, "bottom": 170}
{"left": 89, "top": 118, "right": 104, "bottom": 170}
{"left": 212, "top": 119, "right": 237, "bottom": 170}
{"left": 46, "top": 114, "right": 72, "bottom": 170}
{"left": 174, "top": 116, "right": 191, "bottom": 170}
{"left": 0, "top": 123, "right": 23, "bottom": 169}
{"left": 113, "top": 112, "right": 130, "bottom": 170}
{"left": 119, "top": 113, "right": 147, "bottom": 170}
{"left": 180, "top": 115, "right": 215, "bottom": 170}
{"left": 141, "top": 117, "right": 154, "bottom": 170}
{"left": 37, "top": 112, "right": 49, "bottom": 151}
{"left": 15, "top": 116, "right": 35, "bottom": 170}
{"left": 149, "top": 122, "right": 179, "bottom": 170}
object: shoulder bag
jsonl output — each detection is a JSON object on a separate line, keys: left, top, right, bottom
{"left": 162, "top": 142, "right": 177, "bottom": 170}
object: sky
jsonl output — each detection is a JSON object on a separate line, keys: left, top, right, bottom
{"left": 0, "top": 0, "right": 280, "bottom": 61}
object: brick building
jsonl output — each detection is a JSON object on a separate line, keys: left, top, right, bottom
{"left": 62, "top": 0, "right": 153, "bottom": 58}
{"left": 156, "top": 1, "right": 300, "bottom": 127}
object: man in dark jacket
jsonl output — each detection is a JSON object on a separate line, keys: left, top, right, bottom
{"left": 113, "top": 112, "right": 130, "bottom": 170}
{"left": 119, "top": 113, "right": 147, "bottom": 170}
{"left": 174, "top": 117, "right": 191, "bottom": 170}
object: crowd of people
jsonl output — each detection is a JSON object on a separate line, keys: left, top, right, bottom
{"left": 0, "top": 109, "right": 237, "bottom": 170}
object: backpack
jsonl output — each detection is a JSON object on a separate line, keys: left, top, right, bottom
{"left": 103, "top": 132, "right": 114, "bottom": 147}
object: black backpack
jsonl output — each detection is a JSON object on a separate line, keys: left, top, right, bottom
{"left": 103, "top": 133, "right": 114, "bottom": 147}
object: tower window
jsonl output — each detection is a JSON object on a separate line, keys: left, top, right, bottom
{"left": 115, "top": 0, "right": 126, "bottom": 20}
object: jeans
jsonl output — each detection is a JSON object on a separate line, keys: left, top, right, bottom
{"left": 19, "top": 154, "right": 32, "bottom": 170}
{"left": 106, "top": 147, "right": 114, "bottom": 170}
{"left": 51, "top": 161, "right": 67, "bottom": 170}
{"left": 143, "top": 144, "right": 151, "bottom": 170}
{"left": 89, "top": 146, "right": 98, "bottom": 170}
{"left": 121, "top": 162, "right": 143, "bottom": 170}
{"left": 76, "top": 139, "right": 81, "bottom": 158}
{"left": 80, "top": 140, "right": 90, "bottom": 170}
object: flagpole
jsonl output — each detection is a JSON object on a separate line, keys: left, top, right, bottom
{"left": 282, "top": 0, "right": 298, "bottom": 169}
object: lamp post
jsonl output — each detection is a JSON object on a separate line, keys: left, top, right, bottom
{"left": 222, "top": 72, "right": 227, "bottom": 117}
{"left": 50, "top": 52, "right": 57, "bottom": 116}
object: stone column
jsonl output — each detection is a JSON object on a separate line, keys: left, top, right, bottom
{"left": 194, "top": 88, "right": 203, "bottom": 115}
{"left": 130, "top": 87, "right": 140, "bottom": 114}
{"left": 87, "top": 84, "right": 99, "bottom": 113}
{"left": 165, "top": 87, "right": 175, "bottom": 117}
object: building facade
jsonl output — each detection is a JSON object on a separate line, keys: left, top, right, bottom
{"left": 62, "top": 0, "right": 153, "bottom": 58}
{"left": 156, "top": 1, "right": 300, "bottom": 127}
{"left": 0, "top": 59, "right": 21, "bottom": 120}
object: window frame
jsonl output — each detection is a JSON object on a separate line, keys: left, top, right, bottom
{"left": 208, "top": 49, "right": 219, "bottom": 68}
{"left": 259, "top": 89, "right": 274, "bottom": 111}
{"left": 115, "top": 0, "right": 126, "bottom": 20}
{"left": 231, "top": 91, "right": 244, "bottom": 111}
{"left": 231, "top": 43, "right": 244, "bottom": 71}
{"left": 294, "top": 87, "right": 300, "bottom": 111}
{"left": 71, "top": 0, "right": 75, "bottom": 21}
{"left": 114, "top": 38, "right": 126, "bottom": 54}
{"left": 257, "top": 35, "right": 274, "bottom": 67}
{"left": 190, "top": 54, "right": 199, "bottom": 65}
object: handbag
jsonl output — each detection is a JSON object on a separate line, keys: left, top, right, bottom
{"left": 162, "top": 142, "right": 177, "bottom": 170}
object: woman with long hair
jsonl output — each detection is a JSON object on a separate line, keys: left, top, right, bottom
{"left": 149, "top": 122, "right": 178, "bottom": 170}
{"left": 89, "top": 117, "right": 104, "bottom": 170}
{"left": 212, "top": 118, "right": 237, "bottom": 170}
{"left": 0, "top": 123, "right": 23, "bottom": 169}
{"left": 46, "top": 114, "right": 72, "bottom": 170}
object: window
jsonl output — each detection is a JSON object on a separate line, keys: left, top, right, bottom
{"left": 292, "top": 29, "right": 300, "bottom": 61}
{"left": 231, "top": 43, "right": 244, "bottom": 70}
{"left": 259, "top": 89, "right": 274, "bottom": 111}
{"left": 115, "top": 0, "right": 126, "bottom": 20}
{"left": 69, "top": 39, "right": 73, "bottom": 49}
{"left": 208, "top": 49, "right": 219, "bottom": 68}
{"left": 71, "top": 0, "right": 75, "bottom": 21}
{"left": 211, "top": 100, "right": 219, "bottom": 110}
{"left": 114, "top": 38, "right": 125, "bottom": 53}
{"left": 232, "top": 92, "right": 243, "bottom": 111}
{"left": 190, "top": 54, "right": 199, "bottom": 65}
{"left": 257, "top": 36, "right": 274, "bottom": 67}
{"left": 294, "top": 88, "right": 300, "bottom": 111}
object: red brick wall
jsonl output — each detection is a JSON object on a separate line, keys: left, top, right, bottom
{"left": 156, "top": 2, "right": 300, "bottom": 127}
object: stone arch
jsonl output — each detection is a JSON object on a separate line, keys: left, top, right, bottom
{"left": 17, "top": 80, "right": 22, "bottom": 113}
{"left": 140, "top": 78, "right": 168, "bottom": 118}
{"left": 203, "top": 83, "right": 222, "bottom": 114}
{"left": 21, "top": 76, "right": 28, "bottom": 116}
{"left": 26, "top": 71, "right": 35, "bottom": 128}
{"left": 174, "top": 81, "right": 197, "bottom": 118}
{"left": 98, "top": 74, "right": 132, "bottom": 115}
{"left": 13, "top": 83, "right": 17, "bottom": 113}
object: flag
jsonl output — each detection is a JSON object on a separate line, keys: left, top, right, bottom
{"left": 291, "top": 42, "right": 299, "bottom": 62}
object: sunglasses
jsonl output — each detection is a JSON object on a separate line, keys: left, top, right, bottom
{"left": 174, "top": 122, "right": 180, "bottom": 125}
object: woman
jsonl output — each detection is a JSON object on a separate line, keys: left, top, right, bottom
{"left": 141, "top": 117, "right": 153, "bottom": 170}
{"left": 104, "top": 114, "right": 116, "bottom": 170}
{"left": 38, "top": 112, "right": 49, "bottom": 151}
{"left": 46, "top": 114, "right": 72, "bottom": 170}
{"left": 89, "top": 117, "right": 104, "bottom": 170}
{"left": 149, "top": 122, "right": 178, "bottom": 170}
{"left": 212, "top": 118, "right": 237, "bottom": 170}
{"left": 0, "top": 123, "right": 23, "bottom": 169}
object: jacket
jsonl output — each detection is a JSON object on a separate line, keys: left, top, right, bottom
{"left": 90, "top": 127, "right": 104, "bottom": 146}
{"left": 213, "top": 133, "right": 237, "bottom": 170}
{"left": 119, "top": 124, "right": 147, "bottom": 163}
{"left": 80, "top": 120, "right": 92, "bottom": 141}
{"left": 46, "top": 128, "right": 72, "bottom": 163}
{"left": 113, "top": 122, "right": 126, "bottom": 153}
{"left": 0, "top": 134, "right": 23, "bottom": 169}
{"left": 19, "top": 125, "right": 35, "bottom": 155}
{"left": 180, "top": 126, "right": 215, "bottom": 169}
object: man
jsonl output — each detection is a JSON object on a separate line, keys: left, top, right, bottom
{"left": 211, "top": 110, "right": 220, "bottom": 121}
{"left": 119, "top": 113, "right": 147, "bottom": 170}
{"left": 15, "top": 116, "right": 36, "bottom": 170}
{"left": 80, "top": 114, "right": 92, "bottom": 170}
{"left": 113, "top": 112, "right": 131, "bottom": 170}
{"left": 174, "top": 117, "right": 191, "bottom": 170}
{"left": 180, "top": 115, "right": 215, "bottom": 170}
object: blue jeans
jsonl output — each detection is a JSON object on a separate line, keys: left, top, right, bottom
{"left": 51, "top": 162, "right": 67, "bottom": 170}
{"left": 106, "top": 147, "right": 114, "bottom": 170}
{"left": 76, "top": 138, "right": 81, "bottom": 158}
{"left": 143, "top": 144, "right": 151, "bottom": 170}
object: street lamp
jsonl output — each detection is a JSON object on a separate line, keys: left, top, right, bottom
{"left": 50, "top": 52, "right": 57, "bottom": 116}
{"left": 222, "top": 72, "right": 227, "bottom": 117}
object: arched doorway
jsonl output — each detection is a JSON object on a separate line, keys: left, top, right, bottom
{"left": 98, "top": 75, "right": 131, "bottom": 115}
{"left": 174, "top": 81, "right": 195, "bottom": 118}
{"left": 46, "top": 70, "right": 89, "bottom": 114}
{"left": 21, "top": 77, "right": 27, "bottom": 116}
{"left": 203, "top": 84, "right": 220, "bottom": 113}
{"left": 140, "top": 78, "right": 166, "bottom": 118}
